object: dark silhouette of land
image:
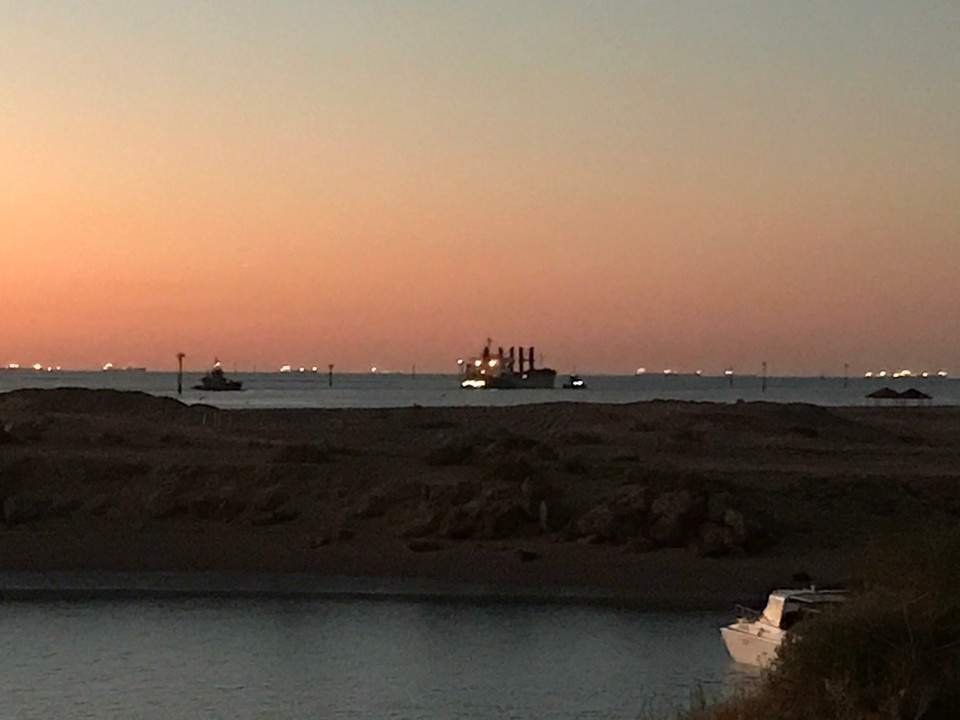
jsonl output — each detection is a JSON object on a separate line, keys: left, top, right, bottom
{"left": 1, "top": 389, "right": 957, "bottom": 607}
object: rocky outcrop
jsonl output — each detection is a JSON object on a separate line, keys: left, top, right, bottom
{"left": 400, "top": 480, "right": 556, "bottom": 542}
{"left": 425, "top": 435, "right": 476, "bottom": 466}
{"left": 3, "top": 494, "right": 44, "bottom": 524}
{"left": 570, "top": 487, "right": 756, "bottom": 557}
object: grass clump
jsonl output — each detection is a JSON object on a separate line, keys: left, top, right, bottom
{"left": 681, "top": 528, "right": 960, "bottom": 720}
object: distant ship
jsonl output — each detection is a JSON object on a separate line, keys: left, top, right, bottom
{"left": 193, "top": 361, "right": 243, "bottom": 392}
{"left": 102, "top": 363, "right": 146, "bottom": 372}
{"left": 563, "top": 374, "right": 586, "bottom": 389}
{"left": 459, "top": 342, "right": 556, "bottom": 389}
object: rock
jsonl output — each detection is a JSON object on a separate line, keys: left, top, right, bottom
{"left": 144, "top": 490, "right": 187, "bottom": 519}
{"left": 425, "top": 480, "right": 478, "bottom": 507}
{"left": 648, "top": 490, "right": 706, "bottom": 548}
{"left": 308, "top": 528, "right": 354, "bottom": 547}
{"left": 48, "top": 498, "right": 82, "bottom": 518}
{"left": 723, "top": 508, "right": 747, "bottom": 541}
{"left": 492, "top": 456, "right": 539, "bottom": 483}
{"left": 0, "top": 424, "right": 22, "bottom": 445}
{"left": 252, "top": 485, "right": 290, "bottom": 513}
{"left": 356, "top": 481, "right": 426, "bottom": 519}
{"left": 426, "top": 435, "right": 475, "bottom": 466}
{"left": 407, "top": 539, "right": 446, "bottom": 553}
{"left": 438, "top": 507, "right": 478, "bottom": 539}
{"left": 249, "top": 508, "right": 300, "bottom": 526}
{"left": 355, "top": 492, "right": 389, "bottom": 518}
{"left": 574, "top": 488, "right": 649, "bottom": 544}
{"left": 400, "top": 505, "right": 443, "bottom": 538}
{"left": 214, "top": 498, "right": 246, "bottom": 522}
{"left": 83, "top": 493, "right": 113, "bottom": 516}
{"left": 623, "top": 537, "right": 655, "bottom": 554}
{"left": 3, "top": 420, "right": 44, "bottom": 443}
{"left": 477, "top": 501, "right": 531, "bottom": 539}
{"left": 707, "top": 492, "right": 734, "bottom": 523}
{"left": 693, "top": 522, "right": 739, "bottom": 558}
{"left": 575, "top": 504, "right": 624, "bottom": 543}
{"left": 521, "top": 477, "right": 551, "bottom": 503}
{"left": 189, "top": 495, "right": 221, "bottom": 519}
{"left": 3, "top": 495, "right": 43, "bottom": 524}
{"left": 273, "top": 443, "right": 330, "bottom": 464}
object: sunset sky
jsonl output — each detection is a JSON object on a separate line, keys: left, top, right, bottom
{"left": 1, "top": 1, "right": 958, "bottom": 374}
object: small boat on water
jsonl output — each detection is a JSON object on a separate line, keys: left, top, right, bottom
{"left": 193, "top": 362, "right": 243, "bottom": 392}
{"left": 720, "top": 587, "right": 847, "bottom": 667}
{"left": 459, "top": 341, "right": 556, "bottom": 389}
{"left": 563, "top": 374, "right": 586, "bottom": 389}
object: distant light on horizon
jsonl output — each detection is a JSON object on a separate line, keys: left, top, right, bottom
{"left": 280, "top": 365, "right": 292, "bottom": 373}
{"left": 635, "top": 367, "right": 646, "bottom": 375}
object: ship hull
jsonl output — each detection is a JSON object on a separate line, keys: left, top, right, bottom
{"left": 487, "top": 369, "right": 556, "bottom": 389}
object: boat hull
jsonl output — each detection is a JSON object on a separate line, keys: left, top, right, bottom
{"left": 720, "top": 624, "right": 782, "bottom": 667}
{"left": 487, "top": 369, "right": 556, "bottom": 389}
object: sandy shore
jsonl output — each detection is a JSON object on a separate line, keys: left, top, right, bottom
{"left": 1, "top": 389, "right": 957, "bottom": 608}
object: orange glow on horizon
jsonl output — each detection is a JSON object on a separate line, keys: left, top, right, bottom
{"left": 1, "top": 3, "right": 958, "bottom": 374}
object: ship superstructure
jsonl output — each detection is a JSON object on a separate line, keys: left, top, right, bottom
{"left": 459, "top": 342, "right": 556, "bottom": 389}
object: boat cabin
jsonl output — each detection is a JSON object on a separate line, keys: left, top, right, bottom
{"left": 761, "top": 588, "right": 848, "bottom": 630}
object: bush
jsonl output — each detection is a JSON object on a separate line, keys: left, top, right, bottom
{"left": 680, "top": 527, "right": 960, "bottom": 720}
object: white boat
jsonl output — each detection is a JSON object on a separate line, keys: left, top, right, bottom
{"left": 720, "top": 587, "right": 847, "bottom": 667}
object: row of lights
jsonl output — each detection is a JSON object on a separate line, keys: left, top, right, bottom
{"left": 865, "top": 370, "right": 948, "bottom": 379}
{"left": 2, "top": 363, "right": 954, "bottom": 379}
{"left": 5, "top": 363, "right": 61, "bottom": 372}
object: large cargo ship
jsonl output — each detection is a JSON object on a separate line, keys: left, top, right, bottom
{"left": 459, "top": 342, "right": 556, "bottom": 389}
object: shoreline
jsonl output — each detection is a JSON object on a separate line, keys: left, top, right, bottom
{"left": 0, "top": 570, "right": 726, "bottom": 610}
{"left": 2, "top": 389, "right": 957, "bottom": 612}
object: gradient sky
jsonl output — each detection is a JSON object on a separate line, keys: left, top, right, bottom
{"left": 1, "top": 1, "right": 958, "bottom": 374}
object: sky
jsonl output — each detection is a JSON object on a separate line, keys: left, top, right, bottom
{"left": 1, "top": 1, "right": 958, "bottom": 374}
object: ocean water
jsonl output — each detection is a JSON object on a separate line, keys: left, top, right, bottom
{"left": 0, "top": 595, "right": 744, "bottom": 720}
{"left": 0, "top": 369, "right": 956, "bottom": 409}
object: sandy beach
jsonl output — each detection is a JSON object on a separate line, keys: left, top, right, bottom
{"left": 1, "top": 388, "right": 957, "bottom": 609}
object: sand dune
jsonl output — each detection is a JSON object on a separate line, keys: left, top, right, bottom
{"left": 1, "top": 389, "right": 957, "bottom": 607}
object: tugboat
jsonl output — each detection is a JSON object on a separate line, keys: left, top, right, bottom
{"left": 193, "top": 360, "right": 243, "bottom": 392}
{"left": 563, "top": 374, "right": 586, "bottom": 389}
{"left": 459, "top": 341, "right": 556, "bottom": 389}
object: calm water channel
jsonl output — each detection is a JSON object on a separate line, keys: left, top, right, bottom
{"left": 0, "top": 597, "right": 747, "bottom": 719}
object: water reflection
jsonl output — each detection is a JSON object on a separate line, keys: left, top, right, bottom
{"left": 0, "top": 598, "right": 742, "bottom": 719}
